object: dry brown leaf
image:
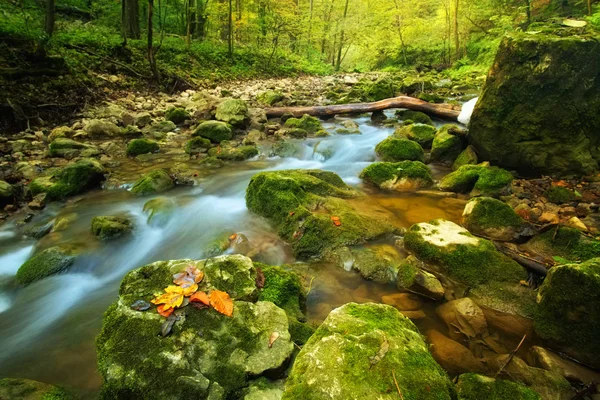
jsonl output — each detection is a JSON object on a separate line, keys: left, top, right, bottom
{"left": 190, "top": 291, "right": 210, "bottom": 305}
{"left": 210, "top": 290, "right": 234, "bottom": 317}
{"left": 268, "top": 331, "right": 280, "bottom": 348}
{"left": 256, "top": 267, "right": 265, "bottom": 289}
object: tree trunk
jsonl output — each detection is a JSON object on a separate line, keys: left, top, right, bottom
{"left": 453, "top": 0, "right": 460, "bottom": 61}
{"left": 123, "top": 0, "right": 140, "bottom": 39}
{"left": 148, "top": 0, "right": 161, "bottom": 82}
{"left": 265, "top": 96, "right": 461, "bottom": 120}
{"left": 524, "top": 0, "right": 531, "bottom": 26}
{"left": 121, "top": 0, "right": 128, "bottom": 45}
{"left": 392, "top": 0, "right": 408, "bottom": 65}
{"left": 44, "top": 0, "right": 55, "bottom": 37}
{"left": 228, "top": 0, "right": 233, "bottom": 57}
{"left": 335, "top": 0, "right": 350, "bottom": 71}
{"left": 588, "top": 0, "right": 592, "bottom": 15}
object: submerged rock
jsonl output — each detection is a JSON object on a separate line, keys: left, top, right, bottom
{"left": 375, "top": 137, "right": 425, "bottom": 162}
{"left": 282, "top": 303, "right": 454, "bottom": 400}
{"left": 193, "top": 121, "right": 233, "bottom": 143}
{"left": 143, "top": 197, "right": 177, "bottom": 226}
{"left": 130, "top": 169, "right": 174, "bottom": 196}
{"left": 456, "top": 373, "right": 541, "bottom": 400}
{"left": 529, "top": 346, "right": 600, "bottom": 384}
{"left": 436, "top": 298, "right": 487, "bottom": 339}
{"left": 439, "top": 164, "right": 513, "bottom": 197}
{"left": 29, "top": 158, "right": 106, "bottom": 201}
{"left": 426, "top": 329, "right": 487, "bottom": 375}
{"left": 462, "top": 197, "right": 528, "bottom": 241}
{"left": 394, "top": 123, "right": 437, "bottom": 148}
{"left": 91, "top": 216, "right": 133, "bottom": 240}
{"left": 360, "top": 161, "right": 433, "bottom": 190}
{"left": 16, "top": 245, "right": 78, "bottom": 285}
{"left": 0, "top": 378, "right": 73, "bottom": 400}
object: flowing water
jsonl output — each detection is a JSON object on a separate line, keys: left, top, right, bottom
{"left": 0, "top": 113, "right": 470, "bottom": 398}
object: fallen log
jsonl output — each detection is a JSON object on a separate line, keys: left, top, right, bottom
{"left": 265, "top": 96, "right": 461, "bottom": 120}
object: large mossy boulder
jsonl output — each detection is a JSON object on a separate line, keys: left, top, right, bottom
{"left": 282, "top": 303, "right": 455, "bottom": 400}
{"left": 91, "top": 216, "right": 133, "bottom": 240}
{"left": 430, "top": 124, "right": 465, "bottom": 163}
{"left": 522, "top": 226, "right": 600, "bottom": 263}
{"left": 130, "top": 169, "right": 174, "bottom": 196}
{"left": 29, "top": 158, "right": 106, "bottom": 201}
{"left": 0, "top": 378, "right": 73, "bottom": 400}
{"left": 462, "top": 197, "right": 527, "bottom": 241}
{"left": 394, "top": 123, "right": 437, "bottom": 148}
{"left": 96, "top": 255, "right": 295, "bottom": 400}
{"left": 360, "top": 161, "right": 433, "bottom": 191}
{"left": 535, "top": 257, "right": 600, "bottom": 368}
{"left": 439, "top": 164, "right": 513, "bottom": 197}
{"left": 184, "top": 137, "right": 211, "bottom": 155}
{"left": 16, "top": 245, "right": 78, "bottom": 285}
{"left": 375, "top": 137, "right": 425, "bottom": 162}
{"left": 215, "top": 99, "right": 249, "bottom": 126}
{"left": 469, "top": 33, "right": 600, "bottom": 176}
{"left": 48, "top": 138, "right": 100, "bottom": 158}
{"left": 193, "top": 121, "right": 233, "bottom": 143}
{"left": 246, "top": 170, "right": 396, "bottom": 259}
{"left": 456, "top": 373, "right": 541, "bottom": 400}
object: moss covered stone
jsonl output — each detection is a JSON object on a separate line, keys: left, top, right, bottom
{"left": 143, "top": 197, "right": 176, "bottom": 226}
{"left": 375, "top": 137, "right": 425, "bottom": 162}
{"left": 165, "top": 107, "right": 191, "bottom": 124}
{"left": 452, "top": 146, "right": 478, "bottom": 170}
{"left": 360, "top": 161, "right": 433, "bottom": 191}
{"left": 85, "top": 119, "right": 121, "bottom": 138}
{"left": 0, "top": 378, "right": 73, "bottom": 400}
{"left": 48, "top": 138, "right": 99, "bottom": 158}
{"left": 282, "top": 303, "right": 454, "bottom": 400}
{"left": 283, "top": 114, "right": 324, "bottom": 136}
{"left": 456, "top": 373, "right": 541, "bottom": 400}
{"left": 430, "top": 124, "right": 465, "bottom": 163}
{"left": 193, "top": 121, "right": 233, "bottom": 143}
{"left": 350, "top": 244, "right": 403, "bottom": 283}
{"left": 543, "top": 186, "right": 576, "bottom": 204}
{"left": 29, "top": 159, "right": 106, "bottom": 201}
{"left": 522, "top": 226, "right": 600, "bottom": 263}
{"left": 462, "top": 197, "right": 526, "bottom": 241}
{"left": 257, "top": 90, "right": 284, "bottom": 106}
{"left": 91, "top": 216, "right": 133, "bottom": 240}
{"left": 535, "top": 258, "right": 600, "bottom": 368}
{"left": 469, "top": 33, "right": 600, "bottom": 176}
{"left": 246, "top": 170, "right": 395, "bottom": 259}
{"left": 396, "top": 110, "right": 434, "bottom": 126}
{"left": 215, "top": 99, "right": 249, "bottom": 126}
{"left": 394, "top": 123, "right": 437, "bottom": 148}
{"left": 0, "top": 180, "right": 14, "bottom": 206}
{"left": 130, "top": 169, "right": 174, "bottom": 196}
{"left": 184, "top": 137, "right": 211, "bottom": 155}
{"left": 96, "top": 255, "right": 294, "bottom": 399}
{"left": 208, "top": 145, "right": 259, "bottom": 161}
{"left": 126, "top": 138, "right": 159, "bottom": 157}
{"left": 439, "top": 164, "right": 513, "bottom": 197}
{"left": 16, "top": 245, "right": 78, "bottom": 285}
{"left": 270, "top": 141, "right": 300, "bottom": 158}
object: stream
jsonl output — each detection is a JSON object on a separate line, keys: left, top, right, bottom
{"left": 0, "top": 113, "right": 470, "bottom": 398}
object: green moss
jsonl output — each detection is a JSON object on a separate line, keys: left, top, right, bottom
{"left": 396, "top": 261, "right": 418, "bottom": 288}
{"left": 126, "top": 138, "right": 159, "bottom": 157}
{"left": 524, "top": 226, "right": 600, "bottom": 263}
{"left": 257, "top": 90, "right": 284, "bottom": 106}
{"left": 0, "top": 378, "right": 74, "bottom": 400}
{"left": 0, "top": 180, "right": 14, "bottom": 205}
{"left": 543, "top": 186, "right": 576, "bottom": 204}
{"left": 360, "top": 161, "right": 433, "bottom": 189}
{"left": 464, "top": 197, "right": 523, "bottom": 230}
{"left": 452, "top": 146, "right": 478, "bottom": 170}
{"left": 457, "top": 373, "right": 541, "bottom": 400}
{"left": 29, "top": 159, "right": 105, "bottom": 201}
{"left": 375, "top": 137, "right": 425, "bottom": 162}
{"left": 165, "top": 107, "right": 191, "bottom": 124}
{"left": 283, "top": 114, "right": 323, "bottom": 135}
{"left": 215, "top": 99, "right": 249, "bottom": 126}
{"left": 395, "top": 110, "right": 434, "bottom": 125}
{"left": 91, "top": 216, "right": 132, "bottom": 240}
{"left": 209, "top": 145, "right": 259, "bottom": 161}
{"left": 48, "top": 138, "right": 97, "bottom": 158}
{"left": 439, "top": 164, "right": 513, "bottom": 197}
{"left": 130, "top": 169, "right": 174, "bottom": 196}
{"left": 430, "top": 124, "right": 465, "bottom": 163}
{"left": 193, "top": 121, "right": 233, "bottom": 143}
{"left": 394, "top": 123, "right": 437, "bottom": 148}
{"left": 184, "top": 137, "right": 211, "bottom": 154}
{"left": 15, "top": 246, "right": 77, "bottom": 285}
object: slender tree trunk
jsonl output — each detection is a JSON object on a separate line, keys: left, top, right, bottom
{"left": 148, "top": 0, "right": 161, "bottom": 81}
{"left": 123, "top": 0, "right": 140, "bottom": 39}
{"left": 453, "top": 0, "right": 460, "bottom": 61}
{"left": 336, "top": 0, "right": 349, "bottom": 71}
{"left": 228, "top": 0, "right": 233, "bottom": 58}
{"left": 320, "top": 0, "right": 335, "bottom": 55}
{"left": 307, "top": 0, "right": 313, "bottom": 48}
{"left": 392, "top": 0, "right": 408, "bottom": 65}
{"left": 44, "top": 0, "right": 55, "bottom": 37}
{"left": 186, "top": 0, "right": 191, "bottom": 47}
{"left": 121, "top": 0, "right": 128, "bottom": 45}
{"left": 588, "top": 0, "right": 592, "bottom": 15}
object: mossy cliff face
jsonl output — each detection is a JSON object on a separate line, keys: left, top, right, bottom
{"left": 282, "top": 303, "right": 455, "bottom": 400}
{"left": 469, "top": 33, "right": 600, "bottom": 176}
{"left": 246, "top": 170, "right": 396, "bottom": 259}
{"left": 96, "top": 255, "right": 295, "bottom": 400}
{"left": 535, "top": 258, "right": 600, "bottom": 368}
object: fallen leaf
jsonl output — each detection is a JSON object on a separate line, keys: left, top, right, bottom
{"left": 210, "top": 290, "right": 234, "bottom": 317}
{"left": 552, "top": 180, "right": 569, "bottom": 187}
{"left": 151, "top": 285, "right": 185, "bottom": 310}
{"left": 256, "top": 267, "right": 265, "bottom": 289}
{"left": 190, "top": 291, "right": 210, "bottom": 305}
{"left": 161, "top": 314, "right": 178, "bottom": 337}
{"left": 173, "top": 265, "right": 204, "bottom": 287}
{"left": 157, "top": 304, "right": 174, "bottom": 317}
{"left": 182, "top": 283, "right": 198, "bottom": 297}
{"left": 130, "top": 300, "right": 151, "bottom": 311}
{"left": 331, "top": 216, "right": 341, "bottom": 226}
{"left": 229, "top": 233, "right": 238, "bottom": 241}
{"left": 268, "top": 331, "right": 280, "bottom": 348}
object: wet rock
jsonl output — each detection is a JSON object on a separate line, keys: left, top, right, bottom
{"left": 430, "top": 125, "right": 465, "bottom": 163}
{"left": 0, "top": 378, "right": 74, "bottom": 400}
{"left": 381, "top": 292, "right": 423, "bottom": 311}
{"left": 257, "top": 90, "right": 284, "bottom": 106}
{"left": 360, "top": 161, "right": 433, "bottom": 191}
{"left": 126, "top": 138, "right": 159, "bottom": 157}
{"left": 85, "top": 119, "right": 121, "bottom": 138}
{"left": 29, "top": 158, "right": 106, "bottom": 201}
{"left": 439, "top": 164, "right": 513, "bottom": 197}
{"left": 535, "top": 257, "right": 600, "bottom": 369}
{"left": 130, "top": 169, "right": 174, "bottom": 196}
{"left": 28, "top": 193, "right": 47, "bottom": 210}
{"left": 215, "top": 99, "right": 249, "bottom": 126}
{"left": 426, "top": 329, "right": 487, "bottom": 375}
{"left": 15, "top": 245, "right": 78, "bottom": 285}
{"left": 396, "top": 257, "right": 445, "bottom": 299}
{"left": 395, "top": 110, "right": 434, "bottom": 126}
{"left": 456, "top": 373, "right": 541, "bottom": 400}
{"left": 394, "top": 123, "right": 437, "bottom": 149}
{"left": 165, "top": 107, "right": 191, "bottom": 124}
{"left": 530, "top": 346, "right": 600, "bottom": 384}
{"left": 242, "top": 378, "right": 284, "bottom": 400}
{"left": 193, "top": 121, "right": 233, "bottom": 143}
{"left": 371, "top": 110, "right": 387, "bottom": 123}
{"left": 91, "top": 216, "right": 133, "bottom": 240}
{"left": 282, "top": 303, "right": 454, "bottom": 400}
{"left": 48, "top": 138, "right": 100, "bottom": 159}
{"left": 522, "top": 226, "right": 600, "bottom": 263}
{"left": 269, "top": 141, "right": 300, "bottom": 158}
{"left": 23, "top": 218, "right": 54, "bottom": 239}
{"left": 283, "top": 114, "right": 325, "bottom": 136}
{"left": 346, "top": 244, "right": 403, "bottom": 283}
{"left": 565, "top": 216, "right": 587, "bottom": 232}
{"left": 375, "top": 137, "right": 425, "bottom": 162}
{"left": 0, "top": 181, "right": 14, "bottom": 206}
{"left": 134, "top": 112, "right": 152, "bottom": 127}
{"left": 209, "top": 145, "right": 259, "bottom": 161}
{"left": 452, "top": 145, "right": 478, "bottom": 170}
{"left": 436, "top": 298, "right": 488, "bottom": 339}
{"left": 48, "top": 126, "right": 75, "bottom": 141}
{"left": 462, "top": 197, "right": 528, "bottom": 241}
{"left": 480, "top": 306, "right": 534, "bottom": 338}
{"left": 184, "top": 137, "right": 211, "bottom": 155}
{"left": 143, "top": 197, "right": 177, "bottom": 226}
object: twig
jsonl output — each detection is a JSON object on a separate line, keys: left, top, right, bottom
{"left": 392, "top": 370, "right": 404, "bottom": 400}
{"left": 495, "top": 334, "right": 527, "bottom": 377}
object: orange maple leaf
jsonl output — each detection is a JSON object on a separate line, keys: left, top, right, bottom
{"left": 190, "top": 291, "right": 210, "bottom": 305}
{"left": 157, "top": 304, "right": 174, "bottom": 317}
{"left": 209, "top": 290, "right": 234, "bottom": 317}
{"left": 151, "top": 285, "right": 185, "bottom": 310}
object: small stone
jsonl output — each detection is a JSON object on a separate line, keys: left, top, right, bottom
{"left": 381, "top": 293, "right": 423, "bottom": 311}
{"left": 28, "top": 193, "right": 47, "bottom": 210}
{"left": 539, "top": 212, "right": 560, "bottom": 224}
{"left": 426, "top": 329, "right": 487, "bottom": 375}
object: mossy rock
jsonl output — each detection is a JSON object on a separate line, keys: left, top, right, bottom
{"left": 184, "top": 137, "right": 211, "bottom": 155}
{"left": 91, "top": 216, "right": 133, "bottom": 240}
{"left": 535, "top": 257, "right": 600, "bottom": 368}
{"left": 282, "top": 303, "right": 455, "bottom": 400}
{"left": 404, "top": 219, "right": 527, "bottom": 287}
{"left": 126, "top": 139, "right": 159, "bottom": 157}
{"left": 456, "top": 373, "right": 541, "bottom": 400}
{"left": 165, "top": 107, "right": 191, "bottom": 124}
{"left": 439, "top": 164, "right": 513, "bottom": 197}
{"left": 522, "top": 226, "right": 600, "bottom": 263}
{"left": 360, "top": 161, "right": 433, "bottom": 191}
{"left": 16, "top": 245, "right": 78, "bottom": 285}
{"left": 0, "top": 378, "right": 74, "bottom": 400}
{"left": 48, "top": 138, "right": 99, "bottom": 158}
{"left": 193, "top": 121, "right": 233, "bottom": 143}
{"left": 96, "top": 255, "right": 294, "bottom": 399}
{"left": 543, "top": 186, "right": 576, "bottom": 204}
{"left": 350, "top": 244, "right": 403, "bottom": 283}
{"left": 394, "top": 123, "right": 437, "bottom": 148}
{"left": 395, "top": 110, "right": 434, "bottom": 126}
{"left": 246, "top": 170, "right": 396, "bottom": 259}
{"left": 402, "top": 77, "right": 434, "bottom": 95}
{"left": 452, "top": 145, "right": 478, "bottom": 170}
{"left": 283, "top": 114, "right": 324, "bottom": 136}
{"left": 130, "top": 169, "right": 174, "bottom": 196}
{"left": 0, "top": 180, "right": 14, "bottom": 206}
{"left": 375, "top": 137, "right": 425, "bottom": 162}
{"left": 430, "top": 124, "right": 465, "bottom": 163}
{"left": 257, "top": 90, "right": 284, "bottom": 106}
{"left": 209, "top": 145, "right": 259, "bottom": 161}
{"left": 462, "top": 197, "right": 526, "bottom": 241}
{"left": 29, "top": 159, "right": 106, "bottom": 201}
{"left": 215, "top": 99, "right": 249, "bottom": 126}
{"left": 364, "top": 76, "right": 400, "bottom": 101}
{"left": 142, "top": 197, "right": 177, "bottom": 227}
{"left": 85, "top": 119, "right": 121, "bottom": 138}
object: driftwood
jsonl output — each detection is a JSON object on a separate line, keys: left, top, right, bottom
{"left": 265, "top": 96, "right": 461, "bottom": 120}
{"left": 493, "top": 242, "right": 550, "bottom": 276}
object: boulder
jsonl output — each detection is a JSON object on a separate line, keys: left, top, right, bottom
{"left": 430, "top": 125, "right": 465, "bottom": 163}
{"left": 283, "top": 114, "right": 325, "bottom": 136}
{"left": 29, "top": 158, "right": 106, "bottom": 201}
{"left": 469, "top": 33, "right": 600, "bottom": 176}
{"left": 462, "top": 197, "right": 528, "bottom": 241}
{"left": 184, "top": 137, "right": 211, "bottom": 155}
{"left": 91, "top": 216, "right": 133, "bottom": 240}
{"left": 15, "top": 245, "right": 78, "bottom": 285}
{"left": 439, "top": 164, "right": 513, "bottom": 197}
{"left": 360, "top": 161, "right": 433, "bottom": 191}
{"left": 85, "top": 119, "right": 121, "bottom": 137}
{"left": 375, "top": 137, "right": 425, "bottom": 162}
{"left": 96, "top": 255, "right": 294, "bottom": 399}
{"left": 282, "top": 303, "right": 454, "bottom": 400}
{"left": 394, "top": 123, "right": 437, "bottom": 148}
{"left": 522, "top": 226, "right": 600, "bottom": 263}
{"left": 395, "top": 110, "right": 434, "bottom": 126}
{"left": 426, "top": 330, "right": 487, "bottom": 375}
{"left": 193, "top": 121, "right": 233, "bottom": 143}
{"left": 126, "top": 138, "right": 159, "bottom": 157}
{"left": 257, "top": 90, "right": 284, "bottom": 106}
{"left": 452, "top": 145, "right": 478, "bottom": 170}
{"left": 215, "top": 99, "right": 249, "bottom": 126}
{"left": 134, "top": 112, "right": 152, "bottom": 127}
{"left": 0, "top": 378, "right": 73, "bottom": 400}
{"left": 130, "top": 169, "right": 174, "bottom": 196}
{"left": 165, "top": 107, "right": 191, "bottom": 124}
{"left": 456, "top": 373, "right": 541, "bottom": 400}
{"left": 535, "top": 258, "right": 600, "bottom": 368}
{"left": 246, "top": 170, "right": 396, "bottom": 259}
{"left": 48, "top": 138, "right": 100, "bottom": 159}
